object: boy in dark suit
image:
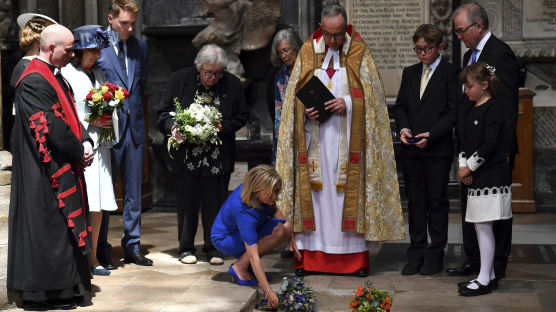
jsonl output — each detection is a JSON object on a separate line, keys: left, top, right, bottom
{"left": 394, "top": 24, "right": 459, "bottom": 275}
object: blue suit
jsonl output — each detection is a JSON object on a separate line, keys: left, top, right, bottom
{"left": 96, "top": 33, "right": 148, "bottom": 256}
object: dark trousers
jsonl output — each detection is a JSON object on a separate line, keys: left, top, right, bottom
{"left": 460, "top": 185, "right": 513, "bottom": 276}
{"left": 175, "top": 172, "right": 230, "bottom": 256}
{"left": 402, "top": 156, "right": 451, "bottom": 266}
{"left": 97, "top": 130, "right": 145, "bottom": 258}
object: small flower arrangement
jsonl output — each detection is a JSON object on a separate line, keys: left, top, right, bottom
{"left": 84, "top": 82, "right": 128, "bottom": 143}
{"left": 255, "top": 276, "right": 317, "bottom": 312}
{"left": 349, "top": 281, "right": 392, "bottom": 312}
{"left": 168, "top": 95, "right": 222, "bottom": 149}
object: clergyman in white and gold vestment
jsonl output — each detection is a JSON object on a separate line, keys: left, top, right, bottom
{"left": 275, "top": 4, "right": 404, "bottom": 276}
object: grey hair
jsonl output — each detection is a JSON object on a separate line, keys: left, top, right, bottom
{"left": 321, "top": 4, "right": 347, "bottom": 24}
{"left": 194, "top": 44, "right": 228, "bottom": 69}
{"left": 452, "top": 2, "right": 489, "bottom": 29}
{"left": 270, "top": 29, "right": 302, "bottom": 67}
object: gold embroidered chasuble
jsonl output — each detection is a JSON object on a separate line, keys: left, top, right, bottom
{"left": 275, "top": 26, "right": 405, "bottom": 242}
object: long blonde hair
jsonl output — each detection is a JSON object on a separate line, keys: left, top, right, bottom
{"left": 241, "top": 165, "right": 282, "bottom": 208}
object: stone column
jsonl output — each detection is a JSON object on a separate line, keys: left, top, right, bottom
{"left": 0, "top": 151, "right": 12, "bottom": 309}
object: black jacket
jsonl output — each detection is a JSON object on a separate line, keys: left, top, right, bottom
{"left": 394, "top": 57, "right": 459, "bottom": 158}
{"left": 156, "top": 67, "right": 249, "bottom": 174}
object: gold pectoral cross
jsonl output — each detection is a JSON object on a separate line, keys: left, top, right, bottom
{"left": 309, "top": 160, "right": 319, "bottom": 172}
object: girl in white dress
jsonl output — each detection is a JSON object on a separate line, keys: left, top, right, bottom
{"left": 457, "top": 62, "right": 512, "bottom": 296}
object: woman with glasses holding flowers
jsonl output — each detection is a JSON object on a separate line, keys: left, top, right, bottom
{"left": 62, "top": 25, "right": 118, "bottom": 276}
{"left": 156, "top": 44, "right": 248, "bottom": 266}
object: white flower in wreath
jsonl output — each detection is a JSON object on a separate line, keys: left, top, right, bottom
{"left": 211, "top": 167, "right": 220, "bottom": 174}
{"left": 186, "top": 162, "right": 194, "bottom": 170}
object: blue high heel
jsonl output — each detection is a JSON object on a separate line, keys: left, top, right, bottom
{"left": 228, "top": 264, "right": 258, "bottom": 286}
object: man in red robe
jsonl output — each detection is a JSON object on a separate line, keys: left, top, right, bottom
{"left": 7, "top": 24, "right": 94, "bottom": 310}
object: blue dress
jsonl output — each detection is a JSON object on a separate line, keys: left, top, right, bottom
{"left": 211, "top": 184, "right": 280, "bottom": 258}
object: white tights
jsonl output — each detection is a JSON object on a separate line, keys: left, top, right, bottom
{"left": 467, "top": 222, "right": 496, "bottom": 289}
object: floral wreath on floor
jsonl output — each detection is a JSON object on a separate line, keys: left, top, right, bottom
{"left": 255, "top": 276, "right": 317, "bottom": 311}
{"left": 349, "top": 281, "right": 392, "bottom": 312}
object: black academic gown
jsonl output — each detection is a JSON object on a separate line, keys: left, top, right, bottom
{"left": 7, "top": 59, "right": 92, "bottom": 301}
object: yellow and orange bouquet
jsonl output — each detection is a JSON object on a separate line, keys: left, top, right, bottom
{"left": 349, "top": 281, "right": 392, "bottom": 312}
{"left": 84, "top": 82, "right": 129, "bottom": 143}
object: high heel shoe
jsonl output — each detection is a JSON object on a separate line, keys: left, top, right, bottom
{"left": 228, "top": 264, "right": 258, "bottom": 286}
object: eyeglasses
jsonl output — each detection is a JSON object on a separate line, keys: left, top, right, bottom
{"left": 322, "top": 31, "right": 345, "bottom": 39}
{"left": 453, "top": 22, "right": 478, "bottom": 35}
{"left": 202, "top": 70, "right": 224, "bottom": 79}
{"left": 278, "top": 47, "right": 292, "bottom": 56}
{"left": 414, "top": 45, "right": 437, "bottom": 54}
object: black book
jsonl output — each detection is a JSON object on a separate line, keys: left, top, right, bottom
{"left": 295, "top": 76, "right": 334, "bottom": 123}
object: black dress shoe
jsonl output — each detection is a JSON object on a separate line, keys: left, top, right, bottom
{"left": 458, "top": 279, "right": 498, "bottom": 290}
{"left": 458, "top": 280, "right": 492, "bottom": 296}
{"left": 46, "top": 299, "right": 77, "bottom": 310}
{"left": 354, "top": 268, "right": 369, "bottom": 277}
{"left": 124, "top": 251, "right": 153, "bottom": 266}
{"left": 99, "top": 261, "right": 116, "bottom": 270}
{"left": 446, "top": 263, "right": 479, "bottom": 276}
{"left": 401, "top": 262, "right": 422, "bottom": 275}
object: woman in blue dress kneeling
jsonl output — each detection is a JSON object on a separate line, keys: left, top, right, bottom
{"left": 212, "top": 165, "right": 299, "bottom": 309}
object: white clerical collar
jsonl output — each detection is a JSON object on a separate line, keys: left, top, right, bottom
{"left": 321, "top": 49, "right": 340, "bottom": 71}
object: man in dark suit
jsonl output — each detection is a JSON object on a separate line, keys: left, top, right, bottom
{"left": 394, "top": 24, "right": 459, "bottom": 276}
{"left": 447, "top": 2, "right": 519, "bottom": 280}
{"left": 96, "top": 0, "right": 151, "bottom": 266}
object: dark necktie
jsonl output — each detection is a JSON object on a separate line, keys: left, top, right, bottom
{"left": 118, "top": 40, "right": 127, "bottom": 75}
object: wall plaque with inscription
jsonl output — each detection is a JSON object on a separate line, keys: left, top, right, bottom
{"left": 346, "top": 0, "right": 425, "bottom": 97}
{"left": 523, "top": 0, "right": 556, "bottom": 39}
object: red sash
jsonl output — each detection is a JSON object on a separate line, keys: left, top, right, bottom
{"left": 17, "top": 59, "right": 82, "bottom": 141}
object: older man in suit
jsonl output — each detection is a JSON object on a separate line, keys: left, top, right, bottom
{"left": 394, "top": 24, "right": 459, "bottom": 276}
{"left": 96, "top": 0, "right": 151, "bottom": 266}
{"left": 447, "top": 2, "right": 519, "bottom": 280}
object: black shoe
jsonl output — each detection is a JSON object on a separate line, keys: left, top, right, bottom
{"left": 99, "top": 260, "right": 116, "bottom": 270}
{"left": 420, "top": 263, "right": 443, "bottom": 275}
{"left": 458, "top": 279, "right": 498, "bottom": 290}
{"left": 280, "top": 250, "right": 294, "bottom": 258}
{"left": 46, "top": 299, "right": 77, "bottom": 310}
{"left": 354, "top": 268, "right": 369, "bottom": 277}
{"left": 401, "top": 262, "right": 422, "bottom": 275}
{"left": 124, "top": 251, "right": 153, "bottom": 266}
{"left": 458, "top": 280, "right": 492, "bottom": 296}
{"left": 446, "top": 262, "right": 479, "bottom": 276}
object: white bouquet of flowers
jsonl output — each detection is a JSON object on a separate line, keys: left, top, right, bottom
{"left": 168, "top": 96, "right": 223, "bottom": 149}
